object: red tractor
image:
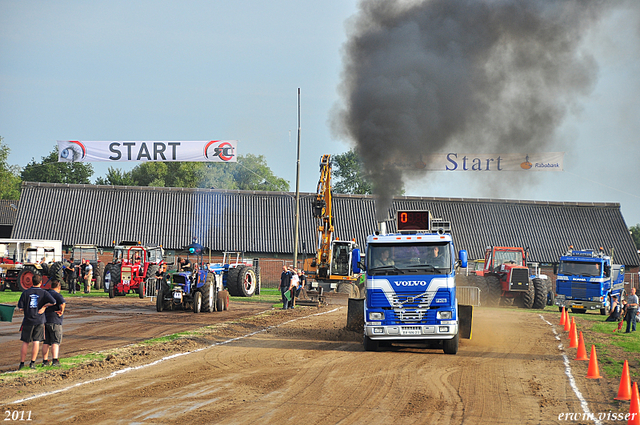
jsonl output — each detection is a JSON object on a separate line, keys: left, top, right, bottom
{"left": 105, "top": 245, "right": 164, "bottom": 299}
{"left": 475, "top": 246, "right": 547, "bottom": 309}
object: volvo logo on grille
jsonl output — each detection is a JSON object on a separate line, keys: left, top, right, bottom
{"left": 396, "top": 281, "right": 428, "bottom": 287}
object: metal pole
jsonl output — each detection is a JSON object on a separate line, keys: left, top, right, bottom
{"left": 293, "top": 88, "right": 301, "bottom": 268}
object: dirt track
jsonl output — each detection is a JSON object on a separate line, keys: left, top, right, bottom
{"left": 0, "top": 299, "right": 626, "bottom": 424}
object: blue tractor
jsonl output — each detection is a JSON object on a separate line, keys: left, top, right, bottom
{"left": 156, "top": 243, "right": 229, "bottom": 313}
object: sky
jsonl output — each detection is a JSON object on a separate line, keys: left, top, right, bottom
{"left": 1, "top": 1, "right": 640, "bottom": 226}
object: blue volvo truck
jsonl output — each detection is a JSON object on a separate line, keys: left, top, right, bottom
{"left": 355, "top": 210, "right": 473, "bottom": 354}
{"left": 554, "top": 248, "right": 625, "bottom": 315}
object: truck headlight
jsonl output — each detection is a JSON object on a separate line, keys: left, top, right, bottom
{"left": 437, "top": 311, "right": 452, "bottom": 320}
{"left": 369, "top": 312, "right": 384, "bottom": 320}
{"left": 592, "top": 296, "right": 602, "bottom": 302}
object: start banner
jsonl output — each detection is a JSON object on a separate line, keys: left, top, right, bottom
{"left": 387, "top": 152, "right": 564, "bottom": 171}
{"left": 57, "top": 140, "right": 238, "bottom": 163}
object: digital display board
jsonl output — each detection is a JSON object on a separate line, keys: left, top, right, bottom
{"left": 396, "top": 210, "right": 431, "bottom": 232}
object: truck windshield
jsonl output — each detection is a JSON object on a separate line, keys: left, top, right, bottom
{"left": 368, "top": 243, "right": 451, "bottom": 275}
{"left": 559, "top": 261, "right": 602, "bottom": 277}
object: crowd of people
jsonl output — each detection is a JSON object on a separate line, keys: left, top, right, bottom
{"left": 279, "top": 265, "right": 306, "bottom": 310}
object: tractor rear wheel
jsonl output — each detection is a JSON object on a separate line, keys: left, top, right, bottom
{"left": 107, "top": 265, "right": 121, "bottom": 298}
{"left": 521, "top": 281, "right": 535, "bottom": 309}
{"left": 49, "top": 262, "right": 64, "bottom": 285}
{"left": 17, "top": 266, "right": 38, "bottom": 291}
{"left": 236, "top": 266, "right": 257, "bottom": 297}
{"left": 156, "top": 288, "right": 164, "bottom": 312}
{"left": 201, "top": 273, "right": 216, "bottom": 313}
{"left": 95, "top": 262, "right": 105, "bottom": 290}
{"left": 481, "top": 276, "right": 501, "bottom": 307}
{"left": 193, "top": 291, "right": 202, "bottom": 313}
{"left": 226, "top": 267, "right": 241, "bottom": 296}
{"left": 532, "top": 278, "right": 547, "bottom": 309}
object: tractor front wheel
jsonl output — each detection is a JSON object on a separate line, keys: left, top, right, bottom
{"left": 193, "top": 291, "right": 202, "bottom": 313}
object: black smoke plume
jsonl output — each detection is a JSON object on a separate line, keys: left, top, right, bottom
{"left": 332, "top": 0, "right": 628, "bottom": 219}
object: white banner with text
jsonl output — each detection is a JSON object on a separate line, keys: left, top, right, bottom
{"left": 387, "top": 152, "right": 564, "bottom": 171}
{"left": 57, "top": 140, "right": 238, "bottom": 163}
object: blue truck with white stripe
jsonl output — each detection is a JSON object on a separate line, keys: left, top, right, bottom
{"left": 355, "top": 211, "right": 473, "bottom": 354}
{"left": 554, "top": 248, "right": 625, "bottom": 315}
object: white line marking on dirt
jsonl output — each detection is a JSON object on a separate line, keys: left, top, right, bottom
{"left": 539, "top": 315, "right": 602, "bottom": 425}
{"left": 9, "top": 307, "right": 342, "bottom": 405}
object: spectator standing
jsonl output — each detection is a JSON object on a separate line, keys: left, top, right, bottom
{"left": 83, "top": 259, "right": 93, "bottom": 294}
{"left": 297, "top": 270, "right": 307, "bottom": 298}
{"left": 289, "top": 268, "right": 300, "bottom": 309}
{"left": 16, "top": 274, "right": 56, "bottom": 370}
{"left": 605, "top": 295, "right": 621, "bottom": 322}
{"left": 42, "top": 279, "right": 66, "bottom": 366}
{"left": 280, "top": 265, "right": 291, "bottom": 310}
{"left": 625, "top": 287, "right": 638, "bottom": 333}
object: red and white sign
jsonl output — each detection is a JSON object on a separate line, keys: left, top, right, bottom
{"left": 57, "top": 140, "right": 238, "bottom": 163}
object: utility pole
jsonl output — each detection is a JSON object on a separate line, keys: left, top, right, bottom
{"left": 293, "top": 88, "right": 301, "bottom": 268}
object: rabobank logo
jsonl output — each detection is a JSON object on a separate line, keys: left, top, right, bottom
{"left": 520, "top": 155, "right": 532, "bottom": 170}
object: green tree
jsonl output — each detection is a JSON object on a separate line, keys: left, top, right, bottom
{"left": 630, "top": 224, "right": 640, "bottom": 250}
{"left": 95, "top": 167, "right": 136, "bottom": 186}
{"left": 21, "top": 146, "right": 93, "bottom": 184}
{"left": 94, "top": 154, "right": 289, "bottom": 191}
{"left": 231, "top": 154, "right": 289, "bottom": 191}
{"left": 0, "top": 139, "right": 22, "bottom": 199}
{"left": 332, "top": 149, "right": 373, "bottom": 194}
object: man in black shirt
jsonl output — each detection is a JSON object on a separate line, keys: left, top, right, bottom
{"left": 16, "top": 274, "right": 56, "bottom": 370}
{"left": 42, "top": 279, "right": 66, "bottom": 366}
{"left": 280, "top": 265, "right": 291, "bottom": 310}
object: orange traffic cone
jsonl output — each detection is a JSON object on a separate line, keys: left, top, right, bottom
{"left": 575, "top": 331, "right": 588, "bottom": 361}
{"left": 586, "top": 345, "right": 601, "bottom": 379}
{"left": 560, "top": 306, "right": 566, "bottom": 326}
{"left": 615, "top": 360, "right": 631, "bottom": 400}
{"left": 569, "top": 317, "right": 578, "bottom": 348}
{"left": 564, "top": 312, "right": 571, "bottom": 331}
{"left": 629, "top": 382, "right": 640, "bottom": 425}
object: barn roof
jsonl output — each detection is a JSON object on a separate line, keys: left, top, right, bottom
{"left": 12, "top": 182, "right": 640, "bottom": 266}
{"left": 0, "top": 200, "right": 18, "bottom": 225}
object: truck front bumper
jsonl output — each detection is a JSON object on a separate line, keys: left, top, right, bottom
{"left": 364, "top": 323, "right": 458, "bottom": 340}
{"left": 555, "top": 296, "right": 603, "bottom": 311}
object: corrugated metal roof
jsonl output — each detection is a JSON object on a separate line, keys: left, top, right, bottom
{"left": 12, "top": 182, "right": 640, "bottom": 266}
{"left": 0, "top": 200, "right": 18, "bottom": 225}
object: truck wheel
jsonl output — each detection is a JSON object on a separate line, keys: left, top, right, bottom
{"left": 201, "top": 273, "right": 216, "bottom": 313}
{"left": 156, "top": 289, "right": 164, "bottom": 312}
{"left": 521, "top": 282, "right": 535, "bottom": 309}
{"left": 236, "top": 266, "right": 257, "bottom": 297}
{"left": 443, "top": 333, "right": 459, "bottom": 355}
{"left": 363, "top": 336, "right": 378, "bottom": 352}
{"left": 482, "top": 276, "right": 501, "bottom": 306}
{"left": 193, "top": 291, "right": 202, "bottom": 313}
{"left": 532, "top": 278, "right": 547, "bottom": 309}
{"left": 17, "top": 266, "right": 38, "bottom": 291}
